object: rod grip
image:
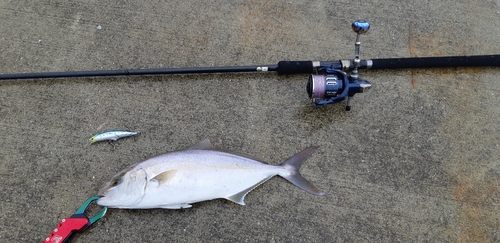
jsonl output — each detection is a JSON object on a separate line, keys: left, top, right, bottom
{"left": 371, "top": 55, "right": 500, "bottom": 69}
{"left": 276, "top": 61, "right": 313, "bottom": 74}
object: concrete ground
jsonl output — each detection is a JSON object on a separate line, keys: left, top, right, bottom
{"left": 1, "top": 0, "right": 499, "bottom": 242}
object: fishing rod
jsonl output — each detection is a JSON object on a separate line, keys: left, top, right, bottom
{"left": 1, "top": 20, "right": 499, "bottom": 110}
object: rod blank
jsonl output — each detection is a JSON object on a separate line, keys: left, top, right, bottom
{"left": 0, "top": 65, "right": 277, "bottom": 81}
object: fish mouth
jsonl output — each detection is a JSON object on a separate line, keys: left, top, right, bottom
{"left": 97, "top": 185, "right": 112, "bottom": 197}
{"left": 97, "top": 188, "right": 106, "bottom": 197}
{"left": 96, "top": 196, "right": 108, "bottom": 207}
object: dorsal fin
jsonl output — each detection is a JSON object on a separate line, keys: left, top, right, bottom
{"left": 187, "top": 139, "right": 215, "bottom": 150}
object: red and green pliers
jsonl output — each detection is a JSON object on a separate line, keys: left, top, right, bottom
{"left": 43, "top": 196, "right": 107, "bottom": 243}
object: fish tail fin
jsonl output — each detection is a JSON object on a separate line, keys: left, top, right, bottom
{"left": 279, "top": 146, "right": 325, "bottom": 196}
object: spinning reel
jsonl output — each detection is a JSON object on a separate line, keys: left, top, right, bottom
{"left": 306, "top": 20, "right": 372, "bottom": 110}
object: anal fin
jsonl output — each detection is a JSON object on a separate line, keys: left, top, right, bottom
{"left": 225, "top": 176, "right": 273, "bottom": 205}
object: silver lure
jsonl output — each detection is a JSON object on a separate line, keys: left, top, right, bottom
{"left": 97, "top": 139, "right": 324, "bottom": 209}
{"left": 89, "top": 130, "right": 138, "bottom": 143}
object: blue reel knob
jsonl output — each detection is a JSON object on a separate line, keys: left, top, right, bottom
{"left": 352, "top": 20, "right": 370, "bottom": 34}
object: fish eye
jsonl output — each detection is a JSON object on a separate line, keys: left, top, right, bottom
{"left": 111, "top": 177, "right": 122, "bottom": 187}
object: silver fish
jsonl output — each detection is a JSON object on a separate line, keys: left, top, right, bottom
{"left": 89, "top": 130, "right": 138, "bottom": 143}
{"left": 97, "top": 139, "right": 324, "bottom": 209}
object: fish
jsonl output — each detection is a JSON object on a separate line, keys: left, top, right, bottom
{"left": 97, "top": 139, "right": 324, "bottom": 209}
{"left": 89, "top": 130, "right": 138, "bottom": 143}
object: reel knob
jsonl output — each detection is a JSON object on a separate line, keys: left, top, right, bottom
{"left": 352, "top": 19, "right": 370, "bottom": 34}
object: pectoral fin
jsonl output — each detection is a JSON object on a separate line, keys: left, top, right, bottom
{"left": 225, "top": 176, "right": 273, "bottom": 205}
{"left": 151, "top": 170, "right": 177, "bottom": 185}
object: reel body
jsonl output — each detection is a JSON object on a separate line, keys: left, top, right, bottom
{"left": 307, "top": 69, "right": 371, "bottom": 107}
{"left": 305, "top": 19, "right": 372, "bottom": 110}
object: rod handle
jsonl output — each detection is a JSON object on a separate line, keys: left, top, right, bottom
{"left": 370, "top": 55, "right": 500, "bottom": 69}
{"left": 277, "top": 61, "right": 313, "bottom": 75}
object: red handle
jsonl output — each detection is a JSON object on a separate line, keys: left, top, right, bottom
{"left": 43, "top": 217, "right": 89, "bottom": 243}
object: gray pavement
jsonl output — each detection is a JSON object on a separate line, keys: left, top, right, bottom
{"left": 1, "top": 0, "right": 499, "bottom": 242}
